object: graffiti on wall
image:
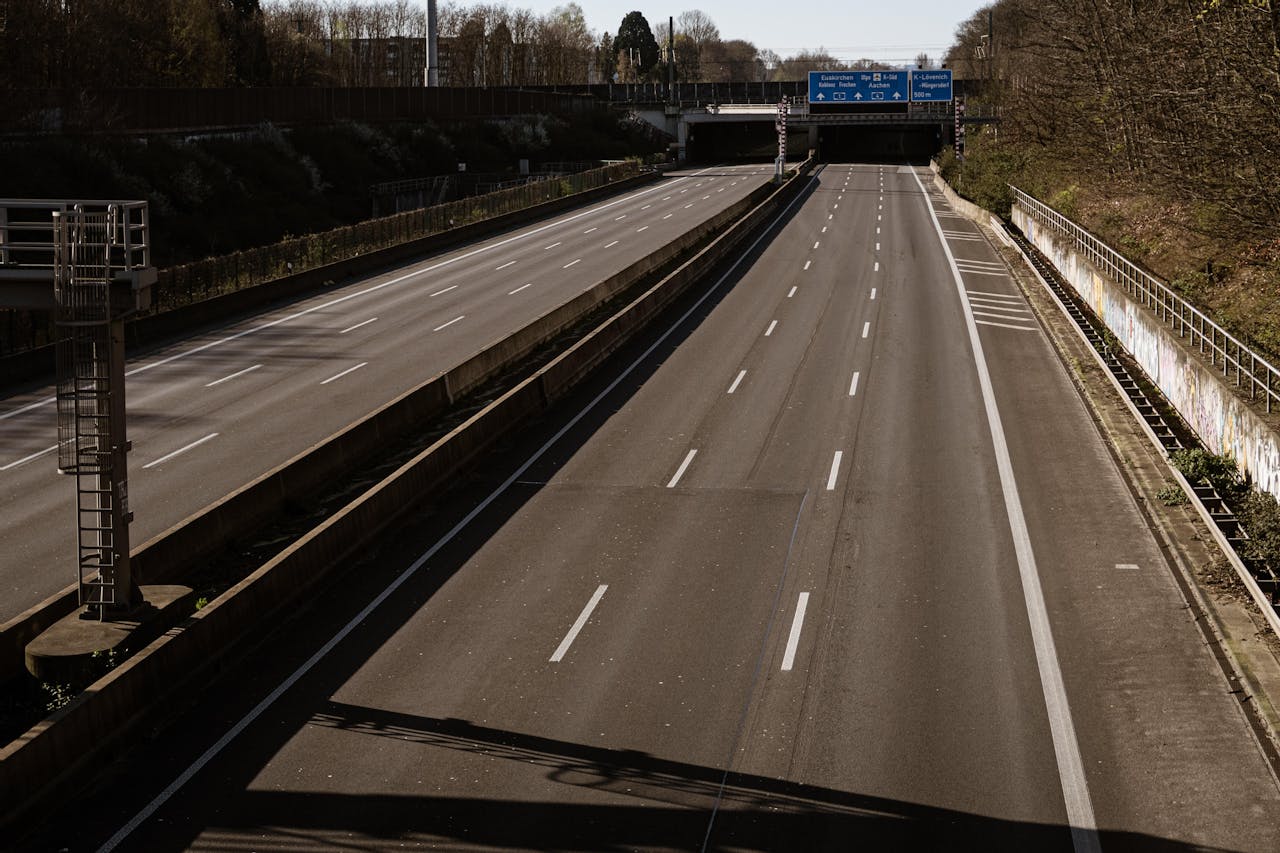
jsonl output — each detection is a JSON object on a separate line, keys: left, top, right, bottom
{"left": 1013, "top": 205, "right": 1280, "bottom": 499}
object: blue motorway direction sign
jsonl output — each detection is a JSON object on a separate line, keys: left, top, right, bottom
{"left": 808, "top": 70, "right": 909, "bottom": 104}
{"left": 910, "top": 69, "right": 954, "bottom": 102}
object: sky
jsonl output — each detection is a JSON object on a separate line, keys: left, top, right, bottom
{"left": 499, "top": 1, "right": 991, "bottom": 65}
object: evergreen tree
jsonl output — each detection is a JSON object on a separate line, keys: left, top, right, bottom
{"left": 614, "top": 11, "right": 659, "bottom": 76}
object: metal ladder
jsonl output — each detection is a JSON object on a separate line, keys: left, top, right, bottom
{"left": 54, "top": 209, "right": 132, "bottom": 613}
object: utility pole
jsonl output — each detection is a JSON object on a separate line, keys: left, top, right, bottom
{"left": 986, "top": 9, "right": 994, "bottom": 83}
{"left": 425, "top": 0, "right": 439, "bottom": 86}
{"left": 668, "top": 16, "right": 675, "bottom": 104}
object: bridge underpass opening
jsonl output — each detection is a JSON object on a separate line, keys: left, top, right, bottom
{"left": 685, "top": 122, "right": 808, "bottom": 164}
{"left": 815, "top": 124, "right": 942, "bottom": 165}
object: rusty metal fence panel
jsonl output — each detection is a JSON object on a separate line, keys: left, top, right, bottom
{"left": 1012, "top": 186, "right": 1280, "bottom": 413}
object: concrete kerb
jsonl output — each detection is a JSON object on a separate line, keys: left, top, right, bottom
{"left": 0, "top": 171, "right": 660, "bottom": 386}
{"left": 0, "top": 176, "right": 773, "bottom": 685}
{"left": 0, "top": 158, "right": 812, "bottom": 835}
{"left": 928, "top": 161, "right": 994, "bottom": 223}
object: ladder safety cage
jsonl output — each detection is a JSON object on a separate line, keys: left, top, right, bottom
{"left": 0, "top": 197, "right": 153, "bottom": 616}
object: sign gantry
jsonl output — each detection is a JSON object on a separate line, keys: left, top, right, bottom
{"left": 807, "top": 69, "right": 953, "bottom": 105}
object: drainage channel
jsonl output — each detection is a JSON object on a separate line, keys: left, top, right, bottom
{"left": 1007, "top": 225, "right": 1279, "bottom": 603}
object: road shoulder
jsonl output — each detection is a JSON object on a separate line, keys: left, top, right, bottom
{"left": 986, "top": 218, "right": 1280, "bottom": 772}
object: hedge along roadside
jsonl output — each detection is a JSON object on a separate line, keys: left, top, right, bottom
{"left": 0, "top": 157, "right": 815, "bottom": 836}
{"left": 1, "top": 163, "right": 654, "bottom": 385}
{"left": 0, "top": 171, "right": 780, "bottom": 685}
{"left": 153, "top": 162, "right": 643, "bottom": 311}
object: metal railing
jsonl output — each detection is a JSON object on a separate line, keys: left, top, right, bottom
{"left": 1, "top": 199, "right": 150, "bottom": 279}
{"left": 1011, "top": 186, "right": 1280, "bottom": 413}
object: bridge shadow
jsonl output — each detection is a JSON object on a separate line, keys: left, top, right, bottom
{"left": 147, "top": 704, "right": 1225, "bottom": 851}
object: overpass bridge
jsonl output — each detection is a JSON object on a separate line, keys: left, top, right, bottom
{"left": 522, "top": 79, "right": 995, "bottom": 162}
{"left": 634, "top": 99, "right": 996, "bottom": 163}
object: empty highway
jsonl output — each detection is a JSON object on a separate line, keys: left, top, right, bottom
{"left": 0, "top": 164, "right": 773, "bottom": 622}
{"left": 20, "top": 162, "right": 1280, "bottom": 851}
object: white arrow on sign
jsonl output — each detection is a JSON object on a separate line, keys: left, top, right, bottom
{"left": 893, "top": 92, "right": 902, "bottom": 100}
{"left": 854, "top": 92, "right": 863, "bottom": 100}
{"left": 816, "top": 93, "right": 826, "bottom": 100}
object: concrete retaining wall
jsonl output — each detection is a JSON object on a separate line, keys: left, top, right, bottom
{"left": 0, "top": 172, "right": 659, "bottom": 386}
{"left": 0, "top": 159, "right": 814, "bottom": 834}
{"left": 1013, "top": 203, "right": 1280, "bottom": 499}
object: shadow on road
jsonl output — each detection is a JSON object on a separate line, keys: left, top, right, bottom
{"left": 182, "top": 703, "right": 1226, "bottom": 852}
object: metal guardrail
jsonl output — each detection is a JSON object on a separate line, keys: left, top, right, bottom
{"left": 0, "top": 200, "right": 150, "bottom": 279}
{"left": 1011, "top": 186, "right": 1280, "bottom": 413}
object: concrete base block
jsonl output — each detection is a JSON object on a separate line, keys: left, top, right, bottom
{"left": 24, "top": 585, "right": 194, "bottom": 684}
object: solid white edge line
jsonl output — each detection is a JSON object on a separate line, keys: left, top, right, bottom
{"left": 549, "top": 584, "right": 609, "bottom": 663}
{"left": 432, "top": 316, "right": 465, "bottom": 332}
{"left": 320, "top": 362, "right": 368, "bottom": 385}
{"left": 780, "top": 591, "right": 810, "bottom": 671}
{"left": 849, "top": 371, "right": 860, "bottom": 396}
{"left": 667, "top": 449, "right": 698, "bottom": 488}
{"left": 338, "top": 317, "right": 378, "bottom": 334}
{"left": 0, "top": 167, "right": 726, "bottom": 422}
{"left": 93, "top": 170, "right": 817, "bottom": 853}
{"left": 142, "top": 433, "right": 219, "bottom": 469}
{"left": 205, "top": 364, "right": 263, "bottom": 387}
{"left": 909, "top": 166, "right": 1100, "bottom": 852}
{"left": 727, "top": 370, "right": 746, "bottom": 394}
{"left": 825, "top": 450, "right": 843, "bottom": 491}
{"left": 0, "top": 443, "right": 59, "bottom": 471}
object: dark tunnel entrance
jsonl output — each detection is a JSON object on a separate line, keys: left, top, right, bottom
{"left": 684, "top": 122, "right": 807, "bottom": 164}
{"left": 815, "top": 125, "right": 944, "bottom": 164}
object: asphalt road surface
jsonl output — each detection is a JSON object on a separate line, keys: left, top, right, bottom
{"left": 18, "top": 163, "right": 1280, "bottom": 852}
{"left": 0, "top": 165, "right": 773, "bottom": 622}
